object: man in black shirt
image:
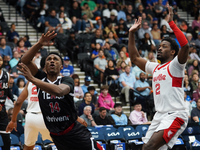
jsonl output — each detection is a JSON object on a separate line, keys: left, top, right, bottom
{"left": 191, "top": 99, "right": 200, "bottom": 123}
{"left": 95, "top": 107, "right": 115, "bottom": 125}
{"left": 17, "top": 31, "right": 102, "bottom": 150}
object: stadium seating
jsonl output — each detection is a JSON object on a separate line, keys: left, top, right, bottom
{"left": 10, "top": 134, "right": 21, "bottom": 150}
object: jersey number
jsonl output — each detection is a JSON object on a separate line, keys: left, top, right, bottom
{"left": 155, "top": 83, "right": 160, "bottom": 95}
{"left": 49, "top": 102, "right": 61, "bottom": 113}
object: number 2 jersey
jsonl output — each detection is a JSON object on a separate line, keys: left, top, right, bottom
{"left": 34, "top": 70, "right": 77, "bottom": 133}
{"left": 145, "top": 56, "right": 187, "bottom": 113}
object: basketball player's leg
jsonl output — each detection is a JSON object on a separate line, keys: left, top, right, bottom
{"left": 142, "top": 130, "right": 166, "bottom": 150}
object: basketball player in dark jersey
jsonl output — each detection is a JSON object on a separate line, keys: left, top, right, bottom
{"left": 0, "top": 55, "right": 15, "bottom": 150}
{"left": 17, "top": 31, "right": 103, "bottom": 150}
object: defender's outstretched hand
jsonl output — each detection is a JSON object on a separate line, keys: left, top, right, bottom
{"left": 167, "top": 4, "right": 173, "bottom": 23}
{"left": 38, "top": 31, "right": 57, "bottom": 46}
{"left": 129, "top": 17, "right": 142, "bottom": 33}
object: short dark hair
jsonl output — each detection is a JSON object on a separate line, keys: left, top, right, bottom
{"left": 47, "top": 52, "right": 63, "bottom": 65}
{"left": 84, "top": 92, "right": 91, "bottom": 98}
{"left": 99, "top": 107, "right": 107, "bottom": 112}
{"left": 114, "top": 103, "right": 122, "bottom": 108}
{"left": 88, "top": 86, "right": 95, "bottom": 91}
{"left": 101, "top": 85, "right": 109, "bottom": 91}
{"left": 161, "top": 37, "right": 179, "bottom": 57}
{"left": 17, "top": 78, "right": 25, "bottom": 87}
{"left": 83, "top": 2, "right": 88, "bottom": 6}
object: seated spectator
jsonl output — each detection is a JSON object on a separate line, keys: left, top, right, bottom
{"left": 190, "top": 73, "right": 199, "bottom": 92}
{"left": 87, "top": 86, "right": 98, "bottom": 109}
{"left": 80, "top": 106, "right": 97, "bottom": 127}
{"left": 103, "top": 4, "right": 117, "bottom": 19}
{"left": 138, "top": 21, "right": 153, "bottom": 40}
{"left": 154, "top": 0, "right": 164, "bottom": 18}
{"left": 17, "top": 78, "right": 25, "bottom": 96}
{"left": 116, "top": 23, "right": 128, "bottom": 40}
{"left": 60, "top": 56, "right": 74, "bottom": 77}
{"left": 7, "top": 23, "right": 19, "bottom": 43}
{"left": 94, "top": 107, "right": 115, "bottom": 125}
{"left": 69, "top": 1, "right": 82, "bottom": 20}
{"left": 23, "top": 35, "right": 32, "bottom": 48}
{"left": 82, "top": 13, "right": 95, "bottom": 33}
{"left": 191, "top": 98, "right": 200, "bottom": 123}
{"left": 186, "top": 33, "right": 196, "bottom": 47}
{"left": 184, "top": 92, "right": 192, "bottom": 119}
{"left": 193, "top": 82, "right": 200, "bottom": 102}
{"left": 91, "top": 43, "right": 102, "bottom": 59}
{"left": 98, "top": 85, "right": 115, "bottom": 111}
{"left": 134, "top": 72, "right": 152, "bottom": 111}
{"left": 72, "top": 74, "right": 84, "bottom": 103}
{"left": 192, "top": 14, "right": 200, "bottom": 31}
{"left": 116, "top": 51, "right": 131, "bottom": 69}
{"left": 106, "top": 11, "right": 119, "bottom": 30}
{"left": 125, "top": 4, "right": 135, "bottom": 20}
{"left": 144, "top": 51, "right": 157, "bottom": 62}
{"left": 57, "top": 5, "right": 68, "bottom": 18}
{"left": 129, "top": 103, "right": 149, "bottom": 125}
{"left": 179, "top": 21, "right": 188, "bottom": 32}
{"left": 118, "top": 61, "right": 126, "bottom": 74}
{"left": 104, "top": 42, "right": 119, "bottom": 61}
{"left": 160, "top": 25, "right": 171, "bottom": 39}
{"left": 9, "top": 74, "right": 19, "bottom": 97}
{"left": 45, "top": 9, "right": 63, "bottom": 33}
{"left": 81, "top": 0, "right": 101, "bottom": 17}
{"left": 9, "top": 51, "right": 20, "bottom": 69}
{"left": 23, "top": 0, "right": 40, "bottom": 21}
{"left": 105, "top": 60, "right": 119, "bottom": 85}
{"left": 58, "top": 11, "right": 72, "bottom": 34}
{"left": 190, "top": 47, "right": 200, "bottom": 62}
{"left": 116, "top": 5, "right": 126, "bottom": 22}
{"left": 188, "top": 60, "right": 199, "bottom": 77}
{"left": 35, "top": 1, "right": 48, "bottom": 28}
{"left": 0, "top": 8, "right": 5, "bottom": 22}
{"left": 119, "top": 66, "right": 136, "bottom": 103}
{"left": 13, "top": 38, "right": 28, "bottom": 57}
{"left": 160, "top": 15, "right": 173, "bottom": 32}
{"left": 140, "top": 33, "right": 156, "bottom": 56}
{"left": 126, "top": 14, "right": 135, "bottom": 29}
{"left": 95, "top": 16, "right": 104, "bottom": 30}
{"left": 184, "top": 74, "right": 192, "bottom": 97}
{"left": 105, "top": 31, "right": 118, "bottom": 46}
{"left": 104, "top": 22, "right": 117, "bottom": 36}
{"left": 120, "top": 46, "right": 129, "bottom": 57}
{"left": 79, "top": 92, "right": 95, "bottom": 116}
{"left": 111, "top": 103, "right": 127, "bottom": 125}
{"left": 151, "top": 24, "right": 161, "bottom": 46}
{"left": 0, "top": 37, "right": 12, "bottom": 60}
{"left": 82, "top": 3, "right": 94, "bottom": 19}
{"left": 91, "top": 29, "right": 104, "bottom": 49}
{"left": 81, "top": 76, "right": 98, "bottom": 94}
{"left": 195, "top": 32, "right": 200, "bottom": 50}
{"left": 94, "top": 50, "right": 107, "bottom": 83}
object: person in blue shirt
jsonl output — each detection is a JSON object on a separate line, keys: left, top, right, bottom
{"left": 111, "top": 103, "right": 127, "bottom": 125}
{"left": 7, "top": 23, "right": 19, "bottom": 43}
{"left": 60, "top": 56, "right": 74, "bottom": 77}
{"left": 119, "top": 66, "right": 136, "bottom": 103}
{"left": 0, "top": 37, "right": 12, "bottom": 60}
{"left": 81, "top": 76, "right": 98, "bottom": 94}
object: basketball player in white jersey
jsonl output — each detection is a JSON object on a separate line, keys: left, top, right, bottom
{"left": 128, "top": 5, "right": 189, "bottom": 150}
{"left": 6, "top": 81, "right": 52, "bottom": 150}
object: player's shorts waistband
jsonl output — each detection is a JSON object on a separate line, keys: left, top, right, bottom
{"left": 30, "top": 112, "right": 42, "bottom": 114}
{"left": 50, "top": 123, "right": 75, "bottom": 136}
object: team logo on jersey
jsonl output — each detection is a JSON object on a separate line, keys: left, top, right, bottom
{"left": 168, "top": 130, "right": 173, "bottom": 138}
{"left": 0, "top": 82, "right": 8, "bottom": 89}
{"left": 153, "top": 74, "right": 166, "bottom": 82}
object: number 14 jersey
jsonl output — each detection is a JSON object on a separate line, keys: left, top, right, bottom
{"left": 145, "top": 56, "right": 187, "bottom": 113}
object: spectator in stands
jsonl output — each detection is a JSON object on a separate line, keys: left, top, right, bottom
{"left": 160, "top": 15, "right": 173, "bottom": 32}
{"left": 81, "top": 0, "right": 101, "bottom": 17}
{"left": 126, "top": 14, "right": 135, "bottom": 28}
{"left": 118, "top": 61, "right": 126, "bottom": 74}
{"left": 80, "top": 106, "right": 97, "bottom": 127}
{"left": 186, "top": 33, "right": 196, "bottom": 47}
{"left": 23, "top": 0, "right": 40, "bottom": 21}
{"left": 138, "top": 21, "right": 153, "bottom": 40}
{"left": 0, "top": 8, "right": 5, "bottom": 22}
{"left": 193, "top": 82, "right": 200, "bottom": 102}
{"left": 91, "top": 29, "right": 104, "bottom": 49}
{"left": 95, "top": 107, "right": 115, "bottom": 125}
{"left": 179, "top": 20, "right": 188, "bottom": 32}
{"left": 190, "top": 46, "right": 200, "bottom": 62}
{"left": 105, "top": 60, "right": 119, "bottom": 85}
{"left": 188, "top": 60, "right": 199, "bottom": 77}
{"left": 0, "top": 37, "right": 12, "bottom": 60}
{"left": 104, "top": 42, "right": 119, "bottom": 61}
{"left": 13, "top": 38, "right": 28, "bottom": 57}
{"left": 140, "top": 33, "right": 156, "bottom": 56}
{"left": 116, "top": 23, "right": 128, "bottom": 40}
{"left": 72, "top": 74, "right": 84, "bottom": 103}
{"left": 82, "top": 3, "right": 94, "bottom": 19}
{"left": 160, "top": 25, "right": 170, "bottom": 39}
{"left": 58, "top": 11, "right": 72, "bottom": 34}
{"left": 116, "top": 51, "right": 131, "bottom": 69}
{"left": 195, "top": 32, "right": 200, "bottom": 50}
{"left": 87, "top": 86, "right": 98, "bottom": 109}
{"left": 23, "top": 35, "right": 32, "bottom": 48}
{"left": 184, "top": 92, "right": 192, "bottom": 119}
{"left": 82, "top": 13, "right": 95, "bottom": 33}
{"left": 79, "top": 92, "right": 95, "bottom": 116}
{"left": 191, "top": 98, "right": 200, "bottom": 123}
{"left": 144, "top": 51, "right": 157, "bottom": 62}
{"left": 17, "top": 78, "right": 25, "bottom": 96}
{"left": 0, "top": 26, "right": 4, "bottom": 38}
{"left": 154, "top": 0, "right": 164, "bottom": 18}
{"left": 7, "top": 23, "right": 19, "bottom": 43}
{"left": 116, "top": 5, "right": 126, "bottom": 22}
{"left": 106, "top": 12, "right": 118, "bottom": 30}
{"left": 98, "top": 85, "right": 115, "bottom": 111}
{"left": 191, "top": 0, "right": 200, "bottom": 17}
{"left": 94, "top": 50, "right": 107, "bottom": 83}
{"left": 151, "top": 24, "right": 161, "bottom": 46}
{"left": 111, "top": 103, "right": 127, "bottom": 125}
{"left": 135, "top": 4, "right": 145, "bottom": 18}
{"left": 190, "top": 73, "right": 199, "bottom": 92}
{"left": 81, "top": 76, "right": 98, "bottom": 94}
{"left": 192, "top": 14, "right": 200, "bottom": 30}
{"left": 9, "top": 74, "right": 19, "bottom": 97}
{"left": 121, "top": 46, "right": 129, "bottom": 57}
{"left": 57, "top": 5, "right": 68, "bottom": 18}
{"left": 125, "top": 3, "right": 135, "bottom": 20}
{"left": 134, "top": 72, "right": 152, "bottom": 111}
{"left": 119, "top": 66, "right": 136, "bottom": 103}
{"left": 9, "top": 51, "right": 20, "bottom": 69}
{"left": 45, "top": 9, "right": 63, "bottom": 33}
{"left": 60, "top": 56, "right": 74, "bottom": 77}
{"left": 69, "top": 1, "right": 82, "bottom": 19}
{"left": 103, "top": 4, "right": 117, "bottom": 19}
{"left": 91, "top": 43, "right": 102, "bottom": 59}
{"left": 129, "top": 103, "right": 149, "bottom": 125}
{"left": 95, "top": 16, "right": 104, "bottom": 30}
{"left": 105, "top": 31, "right": 118, "bottom": 46}
{"left": 184, "top": 74, "right": 192, "bottom": 96}
{"left": 35, "top": 0, "right": 48, "bottom": 28}
{"left": 104, "top": 21, "right": 117, "bottom": 35}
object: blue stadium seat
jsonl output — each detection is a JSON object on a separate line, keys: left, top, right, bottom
{"left": 0, "top": 135, "right": 3, "bottom": 147}
{"left": 19, "top": 134, "right": 24, "bottom": 145}
{"left": 43, "top": 139, "right": 53, "bottom": 145}
{"left": 10, "top": 134, "right": 21, "bottom": 150}
{"left": 171, "top": 137, "right": 186, "bottom": 150}
{"left": 99, "top": 126, "right": 117, "bottom": 134}
{"left": 135, "top": 125, "right": 149, "bottom": 137}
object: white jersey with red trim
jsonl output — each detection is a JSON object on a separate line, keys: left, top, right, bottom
{"left": 26, "top": 82, "right": 41, "bottom": 113}
{"left": 145, "top": 56, "right": 187, "bottom": 113}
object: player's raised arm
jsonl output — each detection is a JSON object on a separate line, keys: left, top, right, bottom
{"left": 128, "top": 17, "right": 147, "bottom": 72}
{"left": 167, "top": 5, "right": 189, "bottom": 64}
{"left": 20, "top": 31, "right": 57, "bottom": 76}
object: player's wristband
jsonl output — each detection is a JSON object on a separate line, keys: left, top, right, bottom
{"left": 169, "top": 21, "right": 188, "bottom": 47}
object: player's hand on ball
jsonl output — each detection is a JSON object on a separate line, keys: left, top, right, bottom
{"left": 6, "top": 121, "right": 17, "bottom": 132}
{"left": 77, "top": 117, "right": 87, "bottom": 127}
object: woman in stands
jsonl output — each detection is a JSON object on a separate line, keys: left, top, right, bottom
{"left": 13, "top": 38, "right": 28, "bottom": 57}
{"left": 116, "top": 51, "right": 131, "bottom": 69}
{"left": 91, "top": 43, "right": 102, "bottom": 60}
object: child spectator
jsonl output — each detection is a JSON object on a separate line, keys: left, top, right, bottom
{"left": 87, "top": 86, "right": 98, "bottom": 109}
{"left": 111, "top": 103, "right": 127, "bottom": 125}
{"left": 72, "top": 74, "right": 84, "bottom": 102}
{"left": 17, "top": 78, "right": 25, "bottom": 96}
